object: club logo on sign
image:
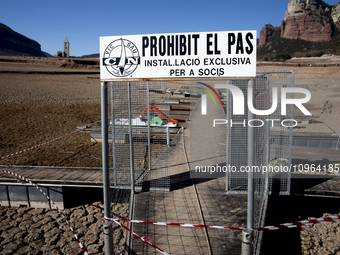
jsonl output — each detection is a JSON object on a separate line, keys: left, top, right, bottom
{"left": 102, "top": 38, "right": 141, "bottom": 77}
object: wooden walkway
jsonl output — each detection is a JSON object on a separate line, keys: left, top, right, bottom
{"left": 0, "top": 165, "right": 103, "bottom": 186}
{"left": 131, "top": 87, "right": 247, "bottom": 255}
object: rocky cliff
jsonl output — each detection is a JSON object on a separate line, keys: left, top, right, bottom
{"left": 281, "top": 0, "right": 340, "bottom": 42}
{"left": 332, "top": 2, "right": 340, "bottom": 31}
{"left": 260, "top": 0, "right": 340, "bottom": 47}
{"left": 0, "top": 23, "right": 47, "bottom": 57}
{"left": 259, "top": 25, "right": 280, "bottom": 47}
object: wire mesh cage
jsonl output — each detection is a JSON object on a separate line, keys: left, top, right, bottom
{"left": 109, "top": 81, "right": 171, "bottom": 191}
{"left": 223, "top": 71, "right": 294, "bottom": 255}
{"left": 225, "top": 71, "right": 293, "bottom": 195}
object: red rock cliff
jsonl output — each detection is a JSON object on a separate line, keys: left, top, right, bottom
{"left": 259, "top": 25, "right": 280, "bottom": 47}
{"left": 281, "top": 0, "right": 334, "bottom": 42}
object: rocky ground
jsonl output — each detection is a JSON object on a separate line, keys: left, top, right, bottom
{"left": 0, "top": 202, "right": 128, "bottom": 255}
{"left": 301, "top": 213, "right": 340, "bottom": 255}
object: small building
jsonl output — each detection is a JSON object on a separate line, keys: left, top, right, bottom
{"left": 54, "top": 37, "right": 70, "bottom": 58}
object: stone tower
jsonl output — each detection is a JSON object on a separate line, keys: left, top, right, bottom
{"left": 64, "top": 37, "right": 69, "bottom": 57}
{"left": 54, "top": 37, "right": 70, "bottom": 58}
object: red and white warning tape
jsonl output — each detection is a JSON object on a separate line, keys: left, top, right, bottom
{"left": 0, "top": 119, "right": 101, "bottom": 161}
{"left": 106, "top": 217, "right": 244, "bottom": 231}
{"left": 106, "top": 214, "right": 340, "bottom": 232}
{"left": 111, "top": 218, "right": 169, "bottom": 255}
{"left": 0, "top": 170, "right": 88, "bottom": 255}
{"left": 0, "top": 130, "right": 77, "bottom": 160}
{"left": 257, "top": 215, "right": 340, "bottom": 231}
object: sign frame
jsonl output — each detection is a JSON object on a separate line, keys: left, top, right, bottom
{"left": 100, "top": 30, "right": 257, "bottom": 81}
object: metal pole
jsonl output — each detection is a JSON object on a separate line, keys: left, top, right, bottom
{"left": 288, "top": 72, "right": 295, "bottom": 193}
{"left": 226, "top": 83, "right": 231, "bottom": 191}
{"left": 128, "top": 82, "right": 135, "bottom": 193}
{"left": 167, "top": 127, "right": 170, "bottom": 146}
{"left": 101, "top": 81, "right": 114, "bottom": 255}
{"left": 110, "top": 81, "right": 117, "bottom": 187}
{"left": 147, "top": 81, "right": 151, "bottom": 170}
{"left": 242, "top": 229, "right": 253, "bottom": 255}
{"left": 247, "top": 79, "right": 255, "bottom": 230}
{"left": 265, "top": 79, "right": 270, "bottom": 193}
{"left": 242, "top": 79, "right": 255, "bottom": 255}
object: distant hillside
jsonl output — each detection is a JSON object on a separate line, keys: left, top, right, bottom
{"left": 258, "top": 0, "right": 340, "bottom": 61}
{"left": 0, "top": 23, "right": 48, "bottom": 57}
{"left": 82, "top": 53, "right": 99, "bottom": 58}
{"left": 258, "top": 25, "right": 340, "bottom": 61}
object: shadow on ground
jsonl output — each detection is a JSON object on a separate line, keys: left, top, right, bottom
{"left": 261, "top": 195, "right": 340, "bottom": 255}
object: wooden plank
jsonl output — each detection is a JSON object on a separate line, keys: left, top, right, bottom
{"left": 46, "top": 168, "right": 76, "bottom": 181}
{"left": 0, "top": 173, "right": 17, "bottom": 181}
{"left": 169, "top": 115, "right": 189, "bottom": 121}
{"left": 45, "top": 168, "right": 72, "bottom": 180}
{"left": 86, "top": 171, "right": 103, "bottom": 182}
{"left": 154, "top": 105, "right": 170, "bottom": 111}
{"left": 60, "top": 170, "right": 88, "bottom": 181}
{"left": 24, "top": 168, "right": 68, "bottom": 181}
{"left": 77, "top": 169, "right": 101, "bottom": 181}
{"left": 165, "top": 98, "right": 180, "bottom": 104}
{"left": 15, "top": 167, "right": 57, "bottom": 181}
{"left": 59, "top": 169, "right": 93, "bottom": 181}
{"left": 10, "top": 168, "right": 39, "bottom": 179}
{"left": 172, "top": 92, "right": 185, "bottom": 97}
{"left": 82, "top": 171, "right": 103, "bottom": 183}
{"left": 171, "top": 105, "right": 191, "bottom": 111}
{"left": 179, "top": 99, "right": 192, "bottom": 104}
{"left": 79, "top": 170, "right": 102, "bottom": 182}
{"left": 54, "top": 170, "right": 82, "bottom": 181}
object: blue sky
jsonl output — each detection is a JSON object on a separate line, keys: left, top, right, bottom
{"left": 1, "top": 0, "right": 340, "bottom": 56}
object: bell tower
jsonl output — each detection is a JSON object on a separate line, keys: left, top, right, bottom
{"left": 64, "top": 37, "right": 69, "bottom": 57}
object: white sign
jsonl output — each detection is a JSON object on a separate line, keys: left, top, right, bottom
{"left": 100, "top": 31, "right": 257, "bottom": 80}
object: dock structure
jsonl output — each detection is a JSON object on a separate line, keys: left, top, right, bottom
{"left": 0, "top": 166, "right": 103, "bottom": 186}
{"left": 0, "top": 166, "right": 103, "bottom": 209}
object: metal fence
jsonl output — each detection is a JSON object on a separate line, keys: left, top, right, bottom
{"left": 223, "top": 71, "right": 294, "bottom": 255}
{"left": 103, "top": 71, "right": 293, "bottom": 255}
{"left": 225, "top": 73, "right": 292, "bottom": 195}
{"left": 108, "top": 81, "right": 171, "bottom": 191}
